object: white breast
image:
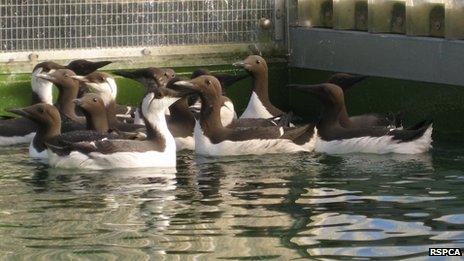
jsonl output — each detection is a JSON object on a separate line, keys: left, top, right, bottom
{"left": 48, "top": 149, "right": 177, "bottom": 170}
{"left": 29, "top": 141, "right": 48, "bottom": 159}
{"left": 221, "top": 100, "right": 237, "bottom": 126}
{"left": 31, "top": 68, "right": 54, "bottom": 105}
{"left": 240, "top": 92, "right": 273, "bottom": 119}
{"left": 315, "top": 126, "right": 433, "bottom": 155}
{"left": 175, "top": 136, "right": 194, "bottom": 151}
{"left": 0, "top": 132, "right": 35, "bottom": 146}
{"left": 193, "top": 121, "right": 309, "bottom": 156}
{"left": 133, "top": 109, "right": 145, "bottom": 125}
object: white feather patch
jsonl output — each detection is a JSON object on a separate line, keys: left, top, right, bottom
{"left": 29, "top": 142, "right": 48, "bottom": 159}
{"left": 133, "top": 110, "right": 145, "bottom": 125}
{"left": 315, "top": 126, "right": 433, "bottom": 155}
{"left": 0, "top": 132, "right": 35, "bottom": 146}
{"left": 240, "top": 92, "right": 273, "bottom": 119}
{"left": 193, "top": 121, "right": 309, "bottom": 156}
{"left": 48, "top": 94, "right": 179, "bottom": 170}
{"left": 221, "top": 100, "right": 237, "bottom": 126}
{"left": 31, "top": 68, "right": 54, "bottom": 105}
{"left": 48, "top": 149, "right": 177, "bottom": 170}
{"left": 175, "top": 136, "right": 194, "bottom": 151}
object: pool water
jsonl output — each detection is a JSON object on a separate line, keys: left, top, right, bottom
{"left": 1, "top": 141, "right": 464, "bottom": 260}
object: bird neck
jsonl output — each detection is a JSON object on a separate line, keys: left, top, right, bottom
{"left": 56, "top": 84, "right": 80, "bottom": 120}
{"left": 105, "top": 100, "right": 119, "bottom": 127}
{"left": 31, "top": 77, "right": 54, "bottom": 105}
{"left": 169, "top": 97, "right": 194, "bottom": 122}
{"left": 318, "top": 102, "right": 344, "bottom": 129}
{"left": 338, "top": 105, "right": 355, "bottom": 128}
{"left": 251, "top": 72, "right": 270, "bottom": 105}
{"left": 33, "top": 121, "right": 61, "bottom": 152}
{"left": 199, "top": 98, "right": 224, "bottom": 132}
{"left": 82, "top": 109, "right": 109, "bottom": 133}
{"left": 143, "top": 109, "right": 172, "bottom": 143}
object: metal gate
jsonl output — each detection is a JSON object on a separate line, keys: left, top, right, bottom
{"left": 0, "top": 0, "right": 286, "bottom": 72}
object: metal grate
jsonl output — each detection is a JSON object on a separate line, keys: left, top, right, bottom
{"left": 0, "top": 0, "right": 275, "bottom": 52}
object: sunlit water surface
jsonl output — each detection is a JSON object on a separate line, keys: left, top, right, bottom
{"left": 1, "top": 141, "right": 464, "bottom": 260}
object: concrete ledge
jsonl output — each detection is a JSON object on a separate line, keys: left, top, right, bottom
{"left": 0, "top": 43, "right": 286, "bottom": 74}
{"left": 289, "top": 27, "right": 464, "bottom": 86}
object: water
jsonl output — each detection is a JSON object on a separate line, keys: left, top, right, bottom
{"left": 1, "top": 141, "right": 464, "bottom": 259}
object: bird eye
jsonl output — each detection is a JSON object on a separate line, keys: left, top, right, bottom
{"left": 164, "top": 72, "right": 168, "bottom": 77}
{"left": 256, "top": 60, "right": 261, "bottom": 64}
{"left": 37, "top": 107, "right": 44, "bottom": 113}
{"left": 93, "top": 98, "right": 98, "bottom": 102}
{"left": 206, "top": 80, "right": 211, "bottom": 85}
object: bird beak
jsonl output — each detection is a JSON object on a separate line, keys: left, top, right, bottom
{"left": 232, "top": 61, "right": 247, "bottom": 68}
{"left": 68, "top": 75, "right": 89, "bottom": 83}
{"left": 34, "top": 73, "right": 55, "bottom": 81}
{"left": 72, "top": 98, "right": 83, "bottom": 106}
{"left": 287, "top": 84, "right": 320, "bottom": 93}
{"left": 92, "top": 61, "right": 112, "bottom": 69}
{"left": 7, "top": 108, "right": 33, "bottom": 119}
{"left": 172, "top": 80, "right": 200, "bottom": 96}
{"left": 113, "top": 70, "right": 136, "bottom": 80}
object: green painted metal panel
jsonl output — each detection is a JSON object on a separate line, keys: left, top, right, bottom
{"left": 2, "top": 64, "right": 463, "bottom": 141}
{"left": 0, "top": 63, "right": 289, "bottom": 118}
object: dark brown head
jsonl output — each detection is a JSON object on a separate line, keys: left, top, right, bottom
{"left": 327, "top": 73, "right": 368, "bottom": 92}
{"left": 172, "top": 75, "right": 222, "bottom": 105}
{"left": 73, "top": 93, "right": 106, "bottom": 116}
{"left": 73, "top": 93, "right": 109, "bottom": 132}
{"left": 8, "top": 103, "right": 61, "bottom": 127}
{"left": 191, "top": 68, "right": 210, "bottom": 79}
{"left": 287, "top": 83, "right": 345, "bottom": 110}
{"left": 114, "top": 67, "right": 168, "bottom": 89}
{"left": 32, "top": 61, "right": 66, "bottom": 74}
{"left": 164, "top": 68, "right": 176, "bottom": 81}
{"left": 66, "top": 60, "right": 112, "bottom": 75}
{"left": 68, "top": 72, "right": 117, "bottom": 103}
{"left": 141, "top": 86, "right": 192, "bottom": 122}
{"left": 233, "top": 55, "right": 268, "bottom": 78}
{"left": 34, "top": 69, "right": 79, "bottom": 89}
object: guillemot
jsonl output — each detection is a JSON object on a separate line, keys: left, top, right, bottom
{"left": 0, "top": 62, "right": 65, "bottom": 146}
{"left": 288, "top": 83, "right": 432, "bottom": 154}
{"left": 188, "top": 69, "right": 290, "bottom": 128}
{"left": 288, "top": 73, "right": 403, "bottom": 129}
{"left": 31, "top": 60, "right": 112, "bottom": 105}
{"left": 42, "top": 86, "right": 188, "bottom": 169}
{"left": 173, "top": 76, "right": 316, "bottom": 156}
{"left": 191, "top": 68, "right": 250, "bottom": 94}
{"left": 233, "top": 55, "right": 284, "bottom": 119}
{"left": 0, "top": 67, "right": 90, "bottom": 147}
{"left": 34, "top": 69, "right": 85, "bottom": 126}
{"left": 326, "top": 73, "right": 403, "bottom": 128}
{"left": 326, "top": 73, "right": 368, "bottom": 92}
{"left": 73, "top": 93, "right": 111, "bottom": 133}
{"left": 8, "top": 94, "right": 115, "bottom": 159}
{"left": 68, "top": 72, "right": 146, "bottom": 133}
{"left": 114, "top": 67, "right": 172, "bottom": 125}
{"left": 114, "top": 68, "right": 198, "bottom": 150}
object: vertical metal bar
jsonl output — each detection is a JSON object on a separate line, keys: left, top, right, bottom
{"left": 274, "top": 0, "right": 285, "bottom": 41}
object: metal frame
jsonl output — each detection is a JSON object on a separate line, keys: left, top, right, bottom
{"left": 0, "top": 0, "right": 285, "bottom": 73}
{"left": 290, "top": 27, "right": 464, "bottom": 86}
